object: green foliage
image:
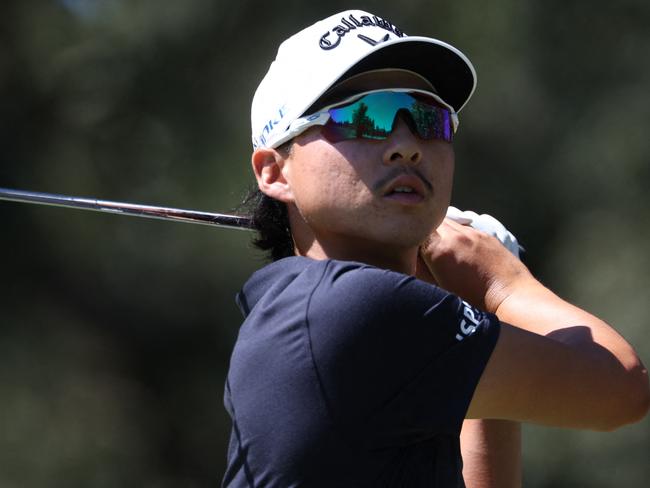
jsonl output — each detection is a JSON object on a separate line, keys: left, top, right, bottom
{"left": 1, "top": 0, "right": 648, "bottom": 485}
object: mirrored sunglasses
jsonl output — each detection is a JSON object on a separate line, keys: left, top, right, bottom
{"left": 277, "top": 89, "right": 458, "bottom": 147}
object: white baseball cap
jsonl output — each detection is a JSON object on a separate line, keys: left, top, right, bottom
{"left": 251, "top": 9, "right": 477, "bottom": 149}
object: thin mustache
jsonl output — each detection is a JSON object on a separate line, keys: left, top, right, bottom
{"left": 371, "top": 168, "right": 433, "bottom": 194}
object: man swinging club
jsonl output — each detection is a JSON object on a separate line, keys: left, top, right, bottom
{"left": 222, "top": 9, "right": 650, "bottom": 487}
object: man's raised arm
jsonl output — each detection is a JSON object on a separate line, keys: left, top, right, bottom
{"left": 421, "top": 218, "right": 650, "bottom": 430}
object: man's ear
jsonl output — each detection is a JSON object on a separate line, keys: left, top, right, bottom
{"left": 251, "top": 148, "right": 294, "bottom": 203}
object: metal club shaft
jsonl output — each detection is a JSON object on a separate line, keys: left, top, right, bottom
{"left": 0, "top": 187, "right": 253, "bottom": 230}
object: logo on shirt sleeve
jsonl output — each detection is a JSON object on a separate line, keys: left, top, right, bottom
{"left": 455, "top": 301, "right": 483, "bottom": 341}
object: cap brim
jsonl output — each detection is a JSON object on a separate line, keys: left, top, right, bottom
{"left": 313, "top": 36, "right": 477, "bottom": 115}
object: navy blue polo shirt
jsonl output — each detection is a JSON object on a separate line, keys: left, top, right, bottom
{"left": 223, "top": 257, "right": 500, "bottom": 487}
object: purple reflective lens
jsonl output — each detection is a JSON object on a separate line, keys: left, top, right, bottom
{"left": 321, "top": 92, "right": 453, "bottom": 143}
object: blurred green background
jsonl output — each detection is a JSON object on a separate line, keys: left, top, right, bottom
{"left": 1, "top": 0, "right": 648, "bottom": 486}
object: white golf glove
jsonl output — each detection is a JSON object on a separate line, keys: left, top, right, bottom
{"left": 446, "top": 206, "right": 522, "bottom": 259}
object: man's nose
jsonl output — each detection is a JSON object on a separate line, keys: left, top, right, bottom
{"left": 382, "top": 115, "right": 422, "bottom": 166}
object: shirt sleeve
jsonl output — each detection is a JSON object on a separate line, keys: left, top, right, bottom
{"left": 306, "top": 260, "right": 500, "bottom": 449}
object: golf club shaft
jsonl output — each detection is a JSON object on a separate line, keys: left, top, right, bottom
{"left": 0, "top": 187, "right": 253, "bottom": 230}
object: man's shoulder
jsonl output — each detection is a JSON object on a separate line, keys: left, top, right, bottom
{"left": 236, "top": 257, "right": 328, "bottom": 316}
{"left": 238, "top": 256, "right": 422, "bottom": 316}
{"left": 306, "top": 259, "right": 457, "bottom": 325}
{"left": 268, "top": 257, "right": 419, "bottom": 301}
{"left": 245, "top": 256, "right": 404, "bottom": 292}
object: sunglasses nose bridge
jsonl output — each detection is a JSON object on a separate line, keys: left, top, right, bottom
{"left": 392, "top": 109, "right": 421, "bottom": 139}
{"left": 383, "top": 117, "right": 423, "bottom": 165}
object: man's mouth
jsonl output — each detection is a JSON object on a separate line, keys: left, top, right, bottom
{"left": 393, "top": 186, "right": 416, "bottom": 194}
{"left": 382, "top": 175, "right": 428, "bottom": 205}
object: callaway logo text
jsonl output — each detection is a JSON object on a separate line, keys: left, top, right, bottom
{"left": 319, "top": 14, "right": 405, "bottom": 50}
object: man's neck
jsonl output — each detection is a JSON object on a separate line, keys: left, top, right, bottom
{"left": 294, "top": 233, "right": 418, "bottom": 275}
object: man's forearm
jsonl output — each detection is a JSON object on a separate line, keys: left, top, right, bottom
{"left": 496, "top": 280, "right": 648, "bottom": 422}
{"left": 460, "top": 419, "right": 521, "bottom": 488}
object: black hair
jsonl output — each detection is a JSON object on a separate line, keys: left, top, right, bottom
{"left": 240, "top": 187, "right": 294, "bottom": 261}
{"left": 240, "top": 141, "right": 295, "bottom": 261}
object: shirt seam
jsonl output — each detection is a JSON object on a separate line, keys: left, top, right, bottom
{"left": 303, "top": 260, "right": 358, "bottom": 454}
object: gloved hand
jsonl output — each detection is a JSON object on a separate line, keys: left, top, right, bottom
{"left": 445, "top": 206, "right": 522, "bottom": 259}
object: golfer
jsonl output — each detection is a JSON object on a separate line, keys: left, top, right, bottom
{"left": 223, "top": 10, "right": 649, "bottom": 487}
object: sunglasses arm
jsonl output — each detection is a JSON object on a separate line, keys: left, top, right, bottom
{"left": 271, "top": 112, "right": 331, "bottom": 148}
